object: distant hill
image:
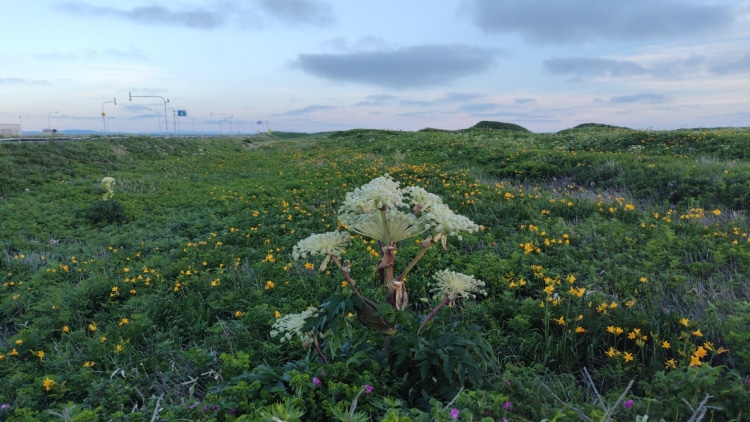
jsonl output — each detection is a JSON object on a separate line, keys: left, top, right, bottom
{"left": 467, "top": 121, "right": 531, "bottom": 132}
{"left": 557, "top": 123, "right": 632, "bottom": 134}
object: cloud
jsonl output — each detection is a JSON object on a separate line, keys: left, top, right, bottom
{"left": 609, "top": 93, "right": 670, "bottom": 104}
{"left": 456, "top": 102, "right": 501, "bottom": 113}
{"left": 515, "top": 98, "right": 535, "bottom": 104}
{"left": 354, "top": 95, "right": 399, "bottom": 106}
{"left": 274, "top": 105, "right": 337, "bottom": 116}
{"left": 257, "top": 0, "right": 334, "bottom": 26}
{"left": 56, "top": 2, "right": 226, "bottom": 29}
{"left": 293, "top": 44, "right": 500, "bottom": 89}
{"left": 543, "top": 57, "right": 649, "bottom": 78}
{"left": 0, "top": 77, "right": 52, "bottom": 86}
{"left": 462, "top": 0, "right": 734, "bottom": 43}
{"left": 55, "top": 0, "right": 334, "bottom": 29}
{"left": 711, "top": 52, "right": 750, "bottom": 75}
{"left": 442, "top": 92, "right": 483, "bottom": 102}
{"left": 544, "top": 55, "right": 709, "bottom": 80}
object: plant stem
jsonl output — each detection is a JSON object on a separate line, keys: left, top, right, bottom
{"left": 396, "top": 238, "right": 433, "bottom": 282}
{"left": 330, "top": 256, "right": 366, "bottom": 301}
{"left": 418, "top": 297, "right": 451, "bottom": 335}
{"left": 312, "top": 336, "right": 328, "bottom": 364}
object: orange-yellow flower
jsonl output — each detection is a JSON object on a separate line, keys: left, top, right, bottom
{"left": 661, "top": 341, "right": 671, "bottom": 349}
{"left": 693, "top": 346, "right": 708, "bottom": 359}
{"left": 623, "top": 352, "right": 634, "bottom": 362}
{"left": 689, "top": 354, "right": 702, "bottom": 367}
{"left": 42, "top": 377, "right": 56, "bottom": 391}
{"left": 606, "top": 347, "right": 620, "bottom": 358}
{"left": 607, "top": 326, "right": 624, "bottom": 336}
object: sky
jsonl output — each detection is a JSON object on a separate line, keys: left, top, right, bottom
{"left": 2, "top": 0, "right": 750, "bottom": 134}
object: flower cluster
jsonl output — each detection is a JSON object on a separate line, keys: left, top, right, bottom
{"left": 270, "top": 307, "right": 319, "bottom": 345}
{"left": 292, "top": 231, "right": 351, "bottom": 260}
{"left": 429, "top": 270, "right": 486, "bottom": 306}
{"left": 101, "top": 177, "right": 116, "bottom": 200}
{"left": 339, "top": 174, "right": 406, "bottom": 214}
{"left": 338, "top": 174, "right": 479, "bottom": 245}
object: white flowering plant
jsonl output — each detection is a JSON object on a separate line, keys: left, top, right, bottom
{"left": 268, "top": 173, "right": 495, "bottom": 405}
{"left": 101, "top": 177, "right": 116, "bottom": 200}
{"left": 275, "top": 174, "right": 486, "bottom": 347}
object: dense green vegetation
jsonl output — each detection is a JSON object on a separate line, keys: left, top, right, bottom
{"left": 1, "top": 125, "right": 749, "bottom": 421}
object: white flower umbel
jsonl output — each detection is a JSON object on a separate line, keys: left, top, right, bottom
{"left": 339, "top": 209, "right": 428, "bottom": 244}
{"left": 404, "top": 186, "right": 443, "bottom": 211}
{"left": 270, "top": 307, "right": 319, "bottom": 344}
{"left": 292, "top": 231, "right": 351, "bottom": 260}
{"left": 339, "top": 174, "right": 406, "bottom": 214}
{"left": 429, "top": 270, "right": 486, "bottom": 306}
{"left": 423, "top": 203, "right": 480, "bottom": 240}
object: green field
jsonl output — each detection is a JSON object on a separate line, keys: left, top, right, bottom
{"left": 1, "top": 125, "right": 749, "bottom": 421}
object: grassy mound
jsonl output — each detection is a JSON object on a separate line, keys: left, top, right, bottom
{"left": 468, "top": 120, "right": 531, "bottom": 132}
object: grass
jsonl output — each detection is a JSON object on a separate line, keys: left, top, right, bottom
{"left": 1, "top": 126, "right": 749, "bottom": 421}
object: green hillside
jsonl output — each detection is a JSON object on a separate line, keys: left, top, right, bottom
{"left": 1, "top": 127, "right": 749, "bottom": 420}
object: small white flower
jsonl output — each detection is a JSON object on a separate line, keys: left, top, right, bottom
{"left": 429, "top": 270, "right": 486, "bottom": 306}
{"left": 270, "top": 307, "right": 318, "bottom": 344}
{"left": 292, "top": 231, "right": 351, "bottom": 260}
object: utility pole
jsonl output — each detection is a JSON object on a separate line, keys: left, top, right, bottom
{"left": 130, "top": 92, "right": 169, "bottom": 137}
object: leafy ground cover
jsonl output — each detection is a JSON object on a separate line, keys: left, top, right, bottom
{"left": 1, "top": 126, "right": 749, "bottom": 421}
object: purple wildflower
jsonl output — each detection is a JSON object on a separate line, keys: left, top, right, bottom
{"left": 623, "top": 399, "right": 635, "bottom": 409}
{"left": 502, "top": 401, "right": 513, "bottom": 410}
{"left": 364, "top": 385, "right": 373, "bottom": 394}
{"left": 312, "top": 376, "right": 322, "bottom": 386}
{"left": 0, "top": 404, "right": 10, "bottom": 410}
{"left": 450, "top": 408, "right": 460, "bottom": 419}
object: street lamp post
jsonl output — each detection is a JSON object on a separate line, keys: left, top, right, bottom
{"left": 211, "top": 112, "right": 233, "bottom": 136}
{"left": 47, "top": 111, "right": 58, "bottom": 132}
{"left": 129, "top": 92, "right": 169, "bottom": 137}
{"left": 148, "top": 109, "right": 162, "bottom": 136}
{"left": 18, "top": 115, "right": 22, "bottom": 136}
{"left": 101, "top": 98, "right": 117, "bottom": 134}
